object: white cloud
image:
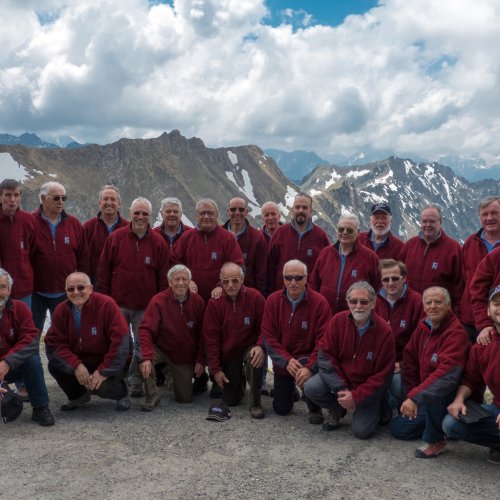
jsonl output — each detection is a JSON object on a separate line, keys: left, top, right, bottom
{"left": 1, "top": 0, "right": 500, "bottom": 160}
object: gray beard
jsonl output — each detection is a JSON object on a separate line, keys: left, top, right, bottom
{"left": 352, "top": 311, "right": 370, "bottom": 323}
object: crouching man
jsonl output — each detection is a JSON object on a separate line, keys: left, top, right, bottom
{"left": 138, "top": 265, "right": 206, "bottom": 411}
{"left": 442, "top": 285, "right": 500, "bottom": 465}
{"left": 0, "top": 268, "right": 55, "bottom": 426}
{"left": 45, "top": 272, "right": 131, "bottom": 411}
{"left": 203, "top": 262, "right": 266, "bottom": 418}
{"left": 304, "top": 281, "right": 395, "bottom": 438}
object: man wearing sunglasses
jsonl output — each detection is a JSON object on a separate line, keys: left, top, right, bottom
{"left": 310, "top": 212, "right": 379, "bottom": 315}
{"left": 45, "top": 272, "right": 131, "bottom": 412}
{"left": 31, "top": 182, "right": 90, "bottom": 335}
{"left": 262, "top": 259, "right": 330, "bottom": 419}
{"left": 222, "top": 197, "right": 267, "bottom": 295}
{"left": 359, "top": 203, "right": 404, "bottom": 259}
{"left": 375, "top": 259, "right": 424, "bottom": 409}
{"left": 203, "top": 262, "right": 266, "bottom": 418}
{"left": 98, "top": 197, "right": 169, "bottom": 397}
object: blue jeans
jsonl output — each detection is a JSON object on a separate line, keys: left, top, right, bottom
{"left": 442, "top": 403, "right": 500, "bottom": 451}
{"left": 120, "top": 307, "right": 145, "bottom": 387}
{"left": 32, "top": 293, "right": 66, "bottom": 334}
{"left": 4, "top": 354, "right": 49, "bottom": 408}
{"left": 388, "top": 372, "right": 405, "bottom": 410}
{"left": 390, "top": 396, "right": 452, "bottom": 443}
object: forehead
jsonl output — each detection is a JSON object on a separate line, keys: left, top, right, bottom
{"left": 284, "top": 263, "right": 305, "bottom": 275}
{"left": 131, "top": 201, "right": 150, "bottom": 212}
{"left": 424, "top": 290, "right": 445, "bottom": 302}
{"left": 221, "top": 265, "right": 241, "bottom": 277}
{"left": 163, "top": 203, "right": 180, "bottom": 211}
{"left": 421, "top": 208, "right": 440, "bottom": 220}
{"left": 293, "top": 196, "right": 311, "bottom": 208}
{"left": 480, "top": 201, "right": 500, "bottom": 213}
{"left": 262, "top": 206, "right": 279, "bottom": 215}
{"left": 229, "top": 198, "right": 246, "bottom": 208}
{"left": 349, "top": 288, "right": 370, "bottom": 299}
{"left": 197, "top": 202, "right": 216, "bottom": 212}
{"left": 1, "top": 187, "right": 21, "bottom": 195}
{"left": 66, "top": 274, "right": 88, "bottom": 286}
{"left": 338, "top": 218, "right": 357, "bottom": 228}
{"left": 100, "top": 189, "right": 118, "bottom": 199}
{"left": 170, "top": 270, "right": 189, "bottom": 280}
{"left": 381, "top": 265, "right": 401, "bottom": 276}
{"left": 0, "top": 275, "right": 10, "bottom": 287}
{"left": 48, "top": 185, "right": 65, "bottom": 195}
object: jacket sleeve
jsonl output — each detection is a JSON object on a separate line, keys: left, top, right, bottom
{"left": 304, "top": 297, "right": 331, "bottom": 371}
{"left": 460, "top": 345, "right": 487, "bottom": 403}
{"left": 202, "top": 301, "right": 224, "bottom": 374}
{"left": 308, "top": 255, "right": 323, "bottom": 292}
{"left": 254, "top": 233, "right": 268, "bottom": 295}
{"left": 75, "top": 222, "right": 91, "bottom": 275}
{"left": 227, "top": 235, "right": 244, "bottom": 267}
{"left": 137, "top": 297, "right": 161, "bottom": 363}
{"left": 261, "top": 296, "right": 292, "bottom": 369}
{"left": 402, "top": 325, "right": 422, "bottom": 395}
{"left": 317, "top": 317, "right": 348, "bottom": 391}
{"left": 157, "top": 240, "right": 170, "bottom": 292}
{"left": 470, "top": 254, "right": 496, "bottom": 330}
{"left": 253, "top": 292, "right": 266, "bottom": 347}
{"left": 97, "top": 237, "right": 114, "bottom": 295}
{"left": 194, "top": 299, "right": 207, "bottom": 366}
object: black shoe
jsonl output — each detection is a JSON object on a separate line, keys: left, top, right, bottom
{"left": 210, "top": 383, "right": 223, "bottom": 399}
{"left": 32, "top": 406, "right": 55, "bottom": 427}
{"left": 193, "top": 372, "right": 209, "bottom": 396}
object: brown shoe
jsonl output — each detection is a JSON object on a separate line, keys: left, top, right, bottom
{"left": 141, "top": 394, "right": 160, "bottom": 412}
{"left": 250, "top": 405, "right": 265, "bottom": 419}
{"left": 415, "top": 440, "right": 448, "bottom": 459}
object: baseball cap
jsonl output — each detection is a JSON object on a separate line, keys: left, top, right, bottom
{"left": 371, "top": 203, "right": 391, "bottom": 215}
{"left": 206, "top": 401, "right": 232, "bottom": 422}
{"left": 488, "top": 285, "right": 500, "bottom": 302}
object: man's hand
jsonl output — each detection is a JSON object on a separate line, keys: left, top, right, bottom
{"left": 210, "top": 287, "right": 222, "bottom": 299}
{"left": 477, "top": 327, "right": 493, "bottom": 345}
{"left": 337, "top": 389, "right": 356, "bottom": 411}
{"left": 140, "top": 360, "right": 152, "bottom": 379}
{"left": 295, "top": 367, "right": 312, "bottom": 389}
{"left": 89, "top": 370, "right": 107, "bottom": 391}
{"left": 286, "top": 358, "right": 302, "bottom": 377}
{"left": 194, "top": 363, "right": 205, "bottom": 378}
{"left": 249, "top": 346, "right": 264, "bottom": 368}
{"left": 0, "top": 360, "right": 10, "bottom": 380}
{"left": 400, "top": 398, "right": 418, "bottom": 419}
{"left": 189, "top": 280, "right": 198, "bottom": 294}
{"left": 447, "top": 399, "right": 467, "bottom": 419}
{"left": 496, "top": 413, "right": 500, "bottom": 431}
{"left": 214, "top": 371, "right": 229, "bottom": 389}
{"left": 74, "top": 363, "right": 91, "bottom": 388}
{"left": 394, "top": 362, "right": 401, "bottom": 374}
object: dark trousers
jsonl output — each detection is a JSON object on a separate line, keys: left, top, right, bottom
{"left": 273, "top": 373, "right": 320, "bottom": 416}
{"left": 48, "top": 361, "right": 127, "bottom": 401}
{"left": 32, "top": 293, "right": 66, "bottom": 334}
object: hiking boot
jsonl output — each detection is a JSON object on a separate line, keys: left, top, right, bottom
{"left": 129, "top": 384, "right": 144, "bottom": 398}
{"left": 116, "top": 397, "right": 131, "bottom": 411}
{"left": 415, "top": 440, "right": 448, "bottom": 459}
{"left": 60, "top": 391, "right": 91, "bottom": 411}
{"left": 141, "top": 394, "right": 160, "bottom": 412}
{"left": 322, "top": 410, "right": 341, "bottom": 431}
{"left": 31, "top": 406, "right": 55, "bottom": 426}
{"left": 487, "top": 448, "right": 500, "bottom": 465}
{"left": 308, "top": 410, "right": 324, "bottom": 425}
{"left": 250, "top": 405, "right": 265, "bottom": 419}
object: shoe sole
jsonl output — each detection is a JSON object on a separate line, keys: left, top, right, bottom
{"left": 415, "top": 447, "right": 448, "bottom": 459}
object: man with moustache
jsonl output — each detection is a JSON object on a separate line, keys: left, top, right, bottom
{"left": 359, "top": 203, "right": 404, "bottom": 259}
{"left": 260, "top": 201, "right": 281, "bottom": 247}
{"left": 83, "top": 185, "right": 128, "bottom": 286}
{"left": 268, "top": 193, "right": 329, "bottom": 292}
{"left": 153, "top": 197, "right": 193, "bottom": 249}
{"left": 304, "top": 282, "right": 395, "bottom": 438}
{"left": 98, "top": 197, "right": 169, "bottom": 397}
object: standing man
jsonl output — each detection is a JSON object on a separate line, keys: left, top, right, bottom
{"left": 203, "top": 262, "right": 266, "bottom": 418}
{"left": 0, "top": 268, "right": 55, "bottom": 425}
{"left": 262, "top": 260, "right": 331, "bottom": 418}
{"left": 399, "top": 205, "right": 464, "bottom": 314}
{"left": 223, "top": 197, "right": 267, "bottom": 295}
{"left": 83, "top": 185, "right": 128, "bottom": 286}
{"left": 304, "top": 282, "right": 395, "bottom": 438}
{"left": 260, "top": 201, "right": 281, "bottom": 247}
{"left": 138, "top": 265, "right": 206, "bottom": 410}
{"left": 171, "top": 198, "right": 243, "bottom": 302}
{"left": 310, "top": 212, "right": 379, "bottom": 315}
{"left": 359, "top": 203, "right": 404, "bottom": 259}
{"left": 268, "top": 193, "right": 330, "bottom": 292}
{"left": 153, "top": 197, "right": 193, "bottom": 249}
{"left": 45, "top": 272, "right": 131, "bottom": 412}
{"left": 98, "top": 197, "right": 169, "bottom": 397}
{"left": 374, "top": 259, "right": 424, "bottom": 408}
{"left": 461, "top": 197, "right": 500, "bottom": 341}
{"left": 390, "top": 287, "right": 469, "bottom": 458}
{"left": 31, "top": 182, "right": 90, "bottom": 334}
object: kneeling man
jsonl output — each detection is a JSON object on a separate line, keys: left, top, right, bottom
{"left": 45, "top": 272, "right": 131, "bottom": 411}
{"left": 304, "top": 281, "right": 395, "bottom": 438}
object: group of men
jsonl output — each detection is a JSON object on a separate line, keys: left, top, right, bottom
{"left": 0, "top": 178, "right": 499, "bottom": 465}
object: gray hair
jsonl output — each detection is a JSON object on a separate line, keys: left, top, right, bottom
{"left": 167, "top": 264, "right": 192, "bottom": 282}
{"left": 339, "top": 211, "right": 360, "bottom": 229}
{"left": 161, "top": 197, "right": 183, "bottom": 212}
{"left": 478, "top": 196, "right": 500, "bottom": 214}
{"left": 196, "top": 198, "right": 218, "bottom": 215}
{"left": 346, "top": 281, "right": 376, "bottom": 302}
{"left": 0, "top": 268, "right": 13, "bottom": 289}
{"left": 283, "top": 259, "right": 307, "bottom": 276}
{"left": 99, "top": 185, "right": 121, "bottom": 202}
{"left": 39, "top": 182, "right": 65, "bottom": 202}
{"left": 261, "top": 201, "right": 279, "bottom": 213}
{"left": 423, "top": 286, "right": 451, "bottom": 305}
{"left": 220, "top": 262, "right": 244, "bottom": 279}
{"left": 130, "top": 197, "right": 152, "bottom": 214}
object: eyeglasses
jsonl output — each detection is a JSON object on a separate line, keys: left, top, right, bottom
{"left": 283, "top": 275, "right": 305, "bottom": 282}
{"left": 337, "top": 226, "right": 355, "bottom": 235}
{"left": 221, "top": 278, "right": 241, "bottom": 286}
{"left": 66, "top": 285, "right": 88, "bottom": 293}
{"left": 133, "top": 211, "right": 150, "bottom": 216}
{"left": 381, "top": 276, "right": 403, "bottom": 283}
{"left": 348, "top": 299, "right": 370, "bottom": 306}
{"left": 197, "top": 210, "right": 216, "bottom": 217}
{"left": 229, "top": 207, "right": 246, "bottom": 213}
{"left": 46, "top": 194, "right": 67, "bottom": 202}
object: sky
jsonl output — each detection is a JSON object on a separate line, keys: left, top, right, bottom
{"left": 1, "top": 0, "right": 500, "bottom": 162}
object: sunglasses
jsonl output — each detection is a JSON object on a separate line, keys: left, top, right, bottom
{"left": 229, "top": 207, "right": 246, "bottom": 213}
{"left": 47, "top": 194, "right": 67, "bottom": 202}
{"left": 221, "top": 278, "right": 241, "bottom": 286}
{"left": 337, "top": 226, "right": 355, "bottom": 235}
{"left": 348, "top": 299, "right": 370, "bottom": 306}
{"left": 381, "top": 276, "right": 403, "bottom": 283}
{"left": 283, "top": 275, "right": 305, "bottom": 282}
{"left": 66, "top": 285, "right": 88, "bottom": 293}
{"left": 197, "top": 210, "right": 216, "bottom": 217}
{"left": 133, "top": 211, "right": 150, "bottom": 216}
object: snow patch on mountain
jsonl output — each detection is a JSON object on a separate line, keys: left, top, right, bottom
{"left": 346, "top": 169, "right": 370, "bottom": 178}
{"left": 0, "top": 153, "right": 30, "bottom": 181}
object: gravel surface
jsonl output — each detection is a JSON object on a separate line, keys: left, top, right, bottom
{"left": 4, "top": 358, "right": 498, "bottom": 500}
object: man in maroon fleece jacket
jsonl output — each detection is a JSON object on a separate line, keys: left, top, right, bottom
{"left": 390, "top": 287, "right": 469, "bottom": 459}
{"left": 138, "top": 265, "right": 206, "bottom": 410}
{"left": 203, "top": 262, "right": 266, "bottom": 419}
{"left": 45, "top": 272, "right": 131, "bottom": 412}
{"left": 304, "top": 281, "right": 395, "bottom": 438}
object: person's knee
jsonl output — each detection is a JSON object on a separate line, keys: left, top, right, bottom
{"left": 273, "top": 397, "right": 293, "bottom": 416}
{"left": 352, "top": 424, "right": 376, "bottom": 440}
{"left": 442, "top": 414, "right": 462, "bottom": 439}
{"left": 23, "top": 354, "right": 43, "bottom": 374}
{"left": 390, "top": 416, "right": 418, "bottom": 440}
